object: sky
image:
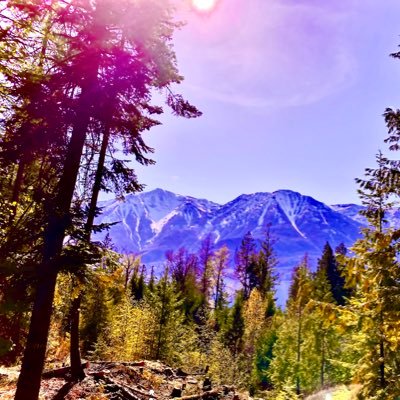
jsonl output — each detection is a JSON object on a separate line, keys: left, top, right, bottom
{"left": 133, "top": 0, "right": 400, "bottom": 206}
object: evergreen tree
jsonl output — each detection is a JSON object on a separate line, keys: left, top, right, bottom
{"left": 130, "top": 263, "right": 146, "bottom": 301}
{"left": 342, "top": 152, "right": 400, "bottom": 399}
{"left": 270, "top": 255, "right": 314, "bottom": 395}
{"left": 315, "top": 243, "right": 344, "bottom": 304}
{"left": 335, "top": 242, "right": 347, "bottom": 257}
{"left": 224, "top": 292, "right": 245, "bottom": 357}
{"left": 213, "top": 246, "right": 229, "bottom": 310}
{"left": 256, "top": 225, "right": 278, "bottom": 300}
{"left": 0, "top": 1, "right": 202, "bottom": 397}
{"left": 309, "top": 258, "right": 350, "bottom": 391}
{"left": 167, "top": 247, "right": 203, "bottom": 321}
{"left": 147, "top": 267, "right": 185, "bottom": 361}
{"left": 198, "top": 234, "right": 215, "bottom": 305}
{"left": 147, "top": 266, "right": 156, "bottom": 293}
{"left": 314, "top": 243, "right": 333, "bottom": 302}
{"left": 235, "top": 231, "right": 257, "bottom": 299}
{"left": 253, "top": 328, "right": 278, "bottom": 390}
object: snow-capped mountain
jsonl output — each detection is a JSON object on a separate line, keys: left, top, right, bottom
{"left": 95, "top": 188, "right": 367, "bottom": 280}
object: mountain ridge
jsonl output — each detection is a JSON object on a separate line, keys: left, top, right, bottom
{"left": 95, "top": 188, "right": 369, "bottom": 270}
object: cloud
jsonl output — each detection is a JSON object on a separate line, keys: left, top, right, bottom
{"left": 176, "top": 0, "right": 358, "bottom": 108}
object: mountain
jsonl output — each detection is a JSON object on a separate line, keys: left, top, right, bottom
{"left": 95, "top": 189, "right": 366, "bottom": 278}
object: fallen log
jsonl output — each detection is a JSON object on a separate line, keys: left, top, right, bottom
{"left": 93, "top": 372, "right": 157, "bottom": 399}
{"left": 90, "top": 361, "right": 146, "bottom": 367}
{"left": 42, "top": 362, "right": 89, "bottom": 378}
{"left": 179, "top": 390, "right": 221, "bottom": 400}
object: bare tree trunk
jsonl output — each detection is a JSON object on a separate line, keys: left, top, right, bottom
{"left": 70, "top": 295, "right": 85, "bottom": 380}
{"left": 69, "top": 123, "right": 110, "bottom": 380}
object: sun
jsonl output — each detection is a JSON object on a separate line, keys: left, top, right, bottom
{"left": 192, "top": 0, "right": 217, "bottom": 12}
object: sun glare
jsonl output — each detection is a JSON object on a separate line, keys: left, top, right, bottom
{"left": 192, "top": 0, "right": 217, "bottom": 12}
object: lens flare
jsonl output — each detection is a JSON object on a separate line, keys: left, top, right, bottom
{"left": 192, "top": 0, "right": 217, "bottom": 12}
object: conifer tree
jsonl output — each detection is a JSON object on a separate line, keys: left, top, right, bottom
{"left": 147, "top": 267, "right": 185, "bottom": 361}
{"left": 342, "top": 152, "right": 400, "bottom": 399}
{"left": 256, "top": 225, "right": 278, "bottom": 300}
{"left": 270, "top": 255, "right": 314, "bottom": 395}
{"left": 253, "top": 328, "right": 278, "bottom": 390}
{"left": 167, "top": 248, "right": 203, "bottom": 321}
{"left": 235, "top": 232, "right": 257, "bottom": 299}
{"left": 314, "top": 243, "right": 336, "bottom": 304}
{"left": 213, "top": 245, "right": 229, "bottom": 313}
{"left": 3, "top": 1, "right": 201, "bottom": 397}
{"left": 309, "top": 260, "right": 348, "bottom": 390}
{"left": 130, "top": 263, "right": 146, "bottom": 301}
{"left": 147, "top": 266, "right": 156, "bottom": 293}
{"left": 321, "top": 243, "right": 348, "bottom": 305}
{"left": 224, "top": 292, "right": 245, "bottom": 357}
{"left": 198, "top": 234, "right": 215, "bottom": 305}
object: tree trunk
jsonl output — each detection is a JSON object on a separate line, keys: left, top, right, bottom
{"left": 69, "top": 124, "right": 110, "bottom": 380}
{"left": 379, "top": 311, "right": 386, "bottom": 389}
{"left": 70, "top": 295, "right": 85, "bottom": 380}
{"left": 320, "top": 331, "right": 325, "bottom": 387}
{"left": 296, "top": 307, "right": 302, "bottom": 395}
{"left": 85, "top": 123, "right": 110, "bottom": 234}
{"left": 15, "top": 60, "right": 98, "bottom": 400}
{"left": 14, "top": 266, "right": 58, "bottom": 400}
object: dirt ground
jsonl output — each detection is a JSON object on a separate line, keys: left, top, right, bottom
{"left": 0, "top": 361, "right": 248, "bottom": 400}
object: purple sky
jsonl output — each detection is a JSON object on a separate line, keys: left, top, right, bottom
{"left": 133, "top": 0, "right": 400, "bottom": 205}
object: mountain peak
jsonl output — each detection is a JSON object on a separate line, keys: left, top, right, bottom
{"left": 272, "top": 189, "right": 302, "bottom": 197}
{"left": 96, "top": 188, "right": 373, "bottom": 273}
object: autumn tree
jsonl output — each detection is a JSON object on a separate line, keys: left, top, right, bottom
{"left": 212, "top": 245, "right": 230, "bottom": 321}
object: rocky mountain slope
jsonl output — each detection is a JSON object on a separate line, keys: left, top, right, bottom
{"left": 95, "top": 188, "right": 374, "bottom": 277}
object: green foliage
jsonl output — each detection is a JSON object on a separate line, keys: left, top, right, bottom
{"left": 167, "top": 248, "right": 203, "bottom": 322}
{"left": 315, "top": 242, "right": 348, "bottom": 305}
{"left": 93, "top": 295, "right": 155, "bottom": 361}
{"left": 253, "top": 328, "right": 278, "bottom": 389}
{"left": 340, "top": 152, "right": 400, "bottom": 399}
{"left": 271, "top": 255, "right": 347, "bottom": 395}
{"left": 224, "top": 292, "right": 245, "bottom": 356}
{"left": 235, "top": 232, "right": 257, "bottom": 299}
{"left": 146, "top": 268, "right": 186, "bottom": 362}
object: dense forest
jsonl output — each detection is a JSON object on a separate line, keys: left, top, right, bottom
{"left": 0, "top": 0, "right": 400, "bottom": 399}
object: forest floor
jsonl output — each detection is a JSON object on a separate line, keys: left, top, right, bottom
{"left": 0, "top": 360, "right": 247, "bottom": 400}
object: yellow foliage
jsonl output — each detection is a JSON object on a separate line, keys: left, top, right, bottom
{"left": 141, "top": 369, "right": 163, "bottom": 389}
{"left": 243, "top": 289, "right": 267, "bottom": 341}
{"left": 207, "top": 338, "right": 236, "bottom": 386}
